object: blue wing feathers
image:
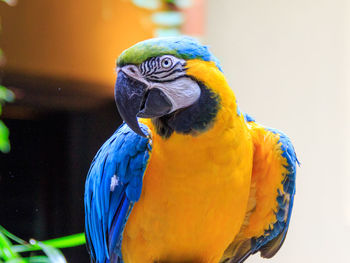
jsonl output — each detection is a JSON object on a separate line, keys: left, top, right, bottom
{"left": 251, "top": 127, "right": 298, "bottom": 258}
{"left": 84, "top": 123, "right": 151, "bottom": 263}
{"left": 233, "top": 115, "right": 298, "bottom": 263}
{"left": 243, "top": 112, "right": 255, "bottom": 123}
{"left": 108, "top": 193, "right": 130, "bottom": 254}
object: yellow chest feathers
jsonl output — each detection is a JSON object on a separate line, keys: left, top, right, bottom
{"left": 122, "top": 118, "right": 253, "bottom": 263}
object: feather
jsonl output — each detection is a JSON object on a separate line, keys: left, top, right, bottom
{"left": 84, "top": 123, "right": 151, "bottom": 263}
{"left": 221, "top": 120, "right": 298, "bottom": 263}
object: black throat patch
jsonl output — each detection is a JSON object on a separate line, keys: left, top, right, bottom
{"left": 152, "top": 81, "right": 220, "bottom": 138}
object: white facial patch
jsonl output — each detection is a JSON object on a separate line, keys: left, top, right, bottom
{"left": 149, "top": 77, "right": 201, "bottom": 113}
{"left": 119, "top": 56, "right": 201, "bottom": 113}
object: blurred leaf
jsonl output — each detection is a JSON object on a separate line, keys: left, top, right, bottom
{"left": 40, "top": 233, "right": 85, "bottom": 249}
{"left": 0, "top": 120, "right": 10, "bottom": 153}
{"left": 12, "top": 233, "right": 86, "bottom": 253}
{"left": 174, "top": 0, "right": 192, "bottom": 8}
{"left": 0, "top": 85, "right": 15, "bottom": 103}
{"left": 0, "top": 232, "right": 23, "bottom": 262}
{"left": 27, "top": 256, "right": 51, "bottom": 263}
{"left": 155, "top": 28, "right": 181, "bottom": 37}
{"left": 0, "top": 226, "right": 27, "bottom": 245}
{"left": 5, "top": 259, "right": 26, "bottom": 263}
{"left": 0, "top": 226, "right": 86, "bottom": 262}
{"left": 132, "top": 0, "right": 160, "bottom": 10}
{"left": 0, "top": 85, "right": 14, "bottom": 153}
{"left": 34, "top": 242, "right": 66, "bottom": 263}
{"left": 152, "top": 11, "right": 184, "bottom": 26}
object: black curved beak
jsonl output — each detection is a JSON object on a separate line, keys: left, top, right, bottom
{"left": 115, "top": 69, "right": 172, "bottom": 137}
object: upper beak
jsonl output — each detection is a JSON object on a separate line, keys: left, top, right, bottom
{"left": 115, "top": 66, "right": 173, "bottom": 137}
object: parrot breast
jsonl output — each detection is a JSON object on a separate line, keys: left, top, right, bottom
{"left": 121, "top": 111, "right": 253, "bottom": 263}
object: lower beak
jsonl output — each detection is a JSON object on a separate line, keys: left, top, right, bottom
{"left": 115, "top": 70, "right": 172, "bottom": 137}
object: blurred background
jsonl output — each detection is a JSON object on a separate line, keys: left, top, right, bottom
{"left": 0, "top": 0, "right": 349, "bottom": 262}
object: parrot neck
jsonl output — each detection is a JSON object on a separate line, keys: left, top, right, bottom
{"left": 149, "top": 59, "right": 240, "bottom": 139}
{"left": 151, "top": 81, "right": 220, "bottom": 138}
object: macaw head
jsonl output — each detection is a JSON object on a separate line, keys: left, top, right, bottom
{"left": 115, "top": 36, "right": 236, "bottom": 138}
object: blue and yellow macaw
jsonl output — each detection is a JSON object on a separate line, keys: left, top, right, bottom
{"left": 84, "top": 37, "right": 298, "bottom": 263}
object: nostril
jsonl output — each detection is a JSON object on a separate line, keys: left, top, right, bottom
{"left": 129, "top": 67, "right": 136, "bottom": 74}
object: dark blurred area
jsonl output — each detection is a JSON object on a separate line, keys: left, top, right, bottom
{"left": 0, "top": 73, "right": 121, "bottom": 262}
{"left": 0, "top": 71, "right": 121, "bottom": 262}
{"left": 0, "top": 73, "right": 122, "bottom": 262}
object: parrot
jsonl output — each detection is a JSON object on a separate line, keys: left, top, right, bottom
{"left": 84, "top": 36, "right": 298, "bottom": 263}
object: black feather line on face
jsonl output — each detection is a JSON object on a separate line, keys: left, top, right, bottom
{"left": 154, "top": 61, "right": 182, "bottom": 74}
{"left": 152, "top": 80, "right": 220, "bottom": 139}
{"left": 147, "top": 68, "right": 186, "bottom": 81}
{"left": 156, "top": 57, "right": 161, "bottom": 69}
{"left": 140, "top": 62, "right": 145, "bottom": 75}
{"left": 145, "top": 59, "right": 158, "bottom": 76}
{"left": 146, "top": 75, "right": 186, "bottom": 84}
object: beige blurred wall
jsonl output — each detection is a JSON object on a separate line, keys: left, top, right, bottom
{"left": 206, "top": 0, "right": 349, "bottom": 262}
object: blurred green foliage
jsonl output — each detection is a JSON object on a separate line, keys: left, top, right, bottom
{"left": 0, "top": 85, "right": 14, "bottom": 153}
{"left": 0, "top": 0, "right": 16, "bottom": 153}
{"left": 132, "top": 0, "right": 193, "bottom": 37}
{"left": 0, "top": 226, "right": 86, "bottom": 263}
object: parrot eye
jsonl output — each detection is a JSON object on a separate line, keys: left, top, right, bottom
{"left": 141, "top": 55, "right": 186, "bottom": 81}
{"left": 161, "top": 57, "right": 173, "bottom": 69}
